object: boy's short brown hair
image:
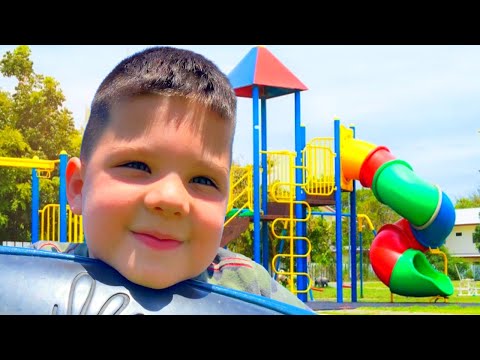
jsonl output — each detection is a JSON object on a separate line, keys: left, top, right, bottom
{"left": 81, "top": 46, "right": 237, "bottom": 161}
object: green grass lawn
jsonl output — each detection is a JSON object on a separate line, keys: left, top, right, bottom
{"left": 309, "top": 280, "right": 480, "bottom": 314}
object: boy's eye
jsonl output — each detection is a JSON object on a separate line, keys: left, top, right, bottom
{"left": 120, "top": 161, "right": 151, "bottom": 173}
{"left": 191, "top": 176, "right": 217, "bottom": 188}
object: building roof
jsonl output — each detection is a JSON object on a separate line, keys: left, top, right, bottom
{"left": 455, "top": 207, "right": 480, "bottom": 226}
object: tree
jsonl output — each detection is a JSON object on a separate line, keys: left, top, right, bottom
{"left": 308, "top": 216, "right": 334, "bottom": 268}
{"left": 474, "top": 214, "right": 480, "bottom": 252}
{"left": 455, "top": 188, "right": 480, "bottom": 209}
{"left": 1, "top": 46, "right": 81, "bottom": 160}
{"left": 0, "top": 45, "right": 82, "bottom": 242}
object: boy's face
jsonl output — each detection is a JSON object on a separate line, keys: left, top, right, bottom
{"left": 66, "top": 95, "right": 232, "bottom": 289}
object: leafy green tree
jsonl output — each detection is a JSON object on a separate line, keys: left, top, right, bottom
{"left": 473, "top": 217, "right": 480, "bottom": 252}
{"left": 0, "top": 45, "right": 81, "bottom": 242}
{"left": 308, "top": 216, "right": 334, "bottom": 268}
{"left": 0, "top": 127, "right": 32, "bottom": 239}
{"left": 1, "top": 46, "right": 80, "bottom": 160}
{"left": 455, "top": 188, "right": 480, "bottom": 209}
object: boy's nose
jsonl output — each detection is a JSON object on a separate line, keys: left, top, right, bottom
{"left": 144, "top": 174, "right": 190, "bottom": 216}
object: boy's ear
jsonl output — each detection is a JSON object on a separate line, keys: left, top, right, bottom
{"left": 66, "top": 157, "right": 84, "bottom": 215}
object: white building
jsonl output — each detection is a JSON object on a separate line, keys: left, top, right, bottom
{"left": 444, "top": 207, "right": 480, "bottom": 261}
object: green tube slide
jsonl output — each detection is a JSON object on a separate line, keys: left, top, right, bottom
{"left": 371, "top": 159, "right": 440, "bottom": 228}
{"left": 389, "top": 249, "right": 454, "bottom": 297}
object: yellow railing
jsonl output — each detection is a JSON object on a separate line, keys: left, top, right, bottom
{"left": 224, "top": 165, "right": 253, "bottom": 226}
{"left": 265, "top": 150, "right": 298, "bottom": 201}
{"left": 302, "top": 137, "right": 336, "bottom": 196}
{"left": 39, "top": 204, "right": 84, "bottom": 243}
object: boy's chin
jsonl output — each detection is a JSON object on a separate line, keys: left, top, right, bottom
{"left": 124, "top": 272, "right": 192, "bottom": 290}
{"left": 126, "top": 276, "right": 173, "bottom": 290}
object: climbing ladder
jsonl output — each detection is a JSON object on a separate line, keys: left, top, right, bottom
{"left": 267, "top": 150, "right": 312, "bottom": 295}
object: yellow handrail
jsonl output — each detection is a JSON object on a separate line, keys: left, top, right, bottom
{"left": 0, "top": 156, "right": 56, "bottom": 170}
{"left": 428, "top": 247, "right": 449, "bottom": 303}
{"left": 224, "top": 165, "right": 253, "bottom": 226}
{"left": 357, "top": 213, "right": 376, "bottom": 232}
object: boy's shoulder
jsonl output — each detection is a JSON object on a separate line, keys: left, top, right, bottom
{"left": 30, "top": 241, "right": 89, "bottom": 257}
{"left": 205, "top": 247, "right": 267, "bottom": 286}
{"left": 210, "top": 247, "right": 256, "bottom": 269}
{"left": 206, "top": 247, "right": 310, "bottom": 310}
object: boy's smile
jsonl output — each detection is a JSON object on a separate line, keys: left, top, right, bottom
{"left": 130, "top": 230, "right": 183, "bottom": 251}
{"left": 66, "top": 95, "right": 232, "bottom": 289}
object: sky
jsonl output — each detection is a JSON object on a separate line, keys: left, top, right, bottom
{"left": 0, "top": 45, "right": 479, "bottom": 203}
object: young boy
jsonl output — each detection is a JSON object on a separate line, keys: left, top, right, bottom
{"left": 33, "top": 46, "right": 310, "bottom": 310}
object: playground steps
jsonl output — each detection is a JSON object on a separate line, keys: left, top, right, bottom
{"left": 305, "top": 193, "right": 336, "bottom": 206}
{"left": 261, "top": 195, "right": 336, "bottom": 221}
{"left": 259, "top": 202, "right": 291, "bottom": 221}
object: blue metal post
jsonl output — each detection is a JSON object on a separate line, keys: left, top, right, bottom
{"left": 349, "top": 125, "right": 357, "bottom": 302}
{"left": 252, "top": 86, "right": 261, "bottom": 264}
{"left": 359, "top": 231, "right": 364, "bottom": 298}
{"left": 59, "top": 151, "right": 68, "bottom": 243}
{"left": 31, "top": 168, "right": 39, "bottom": 244}
{"left": 294, "top": 91, "right": 308, "bottom": 302}
{"left": 261, "top": 98, "right": 269, "bottom": 271}
{"left": 334, "top": 118, "right": 343, "bottom": 303}
{"left": 349, "top": 172, "right": 357, "bottom": 302}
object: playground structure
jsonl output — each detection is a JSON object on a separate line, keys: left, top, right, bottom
{"left": 224, "top": 46, "right": 456, "bottom": 302}
{"left": 0, "top": 152, "right": 69, "bottom": 244}
{"left": 0, "top": 46, "right": 457, "bottom": 305}
{"left": 0, "top": 152, "right": 84, "bottom": 244}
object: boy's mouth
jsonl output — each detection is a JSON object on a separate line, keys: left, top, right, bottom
{"left": 131, "top": 230, "right": 182, "bottom": 251}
